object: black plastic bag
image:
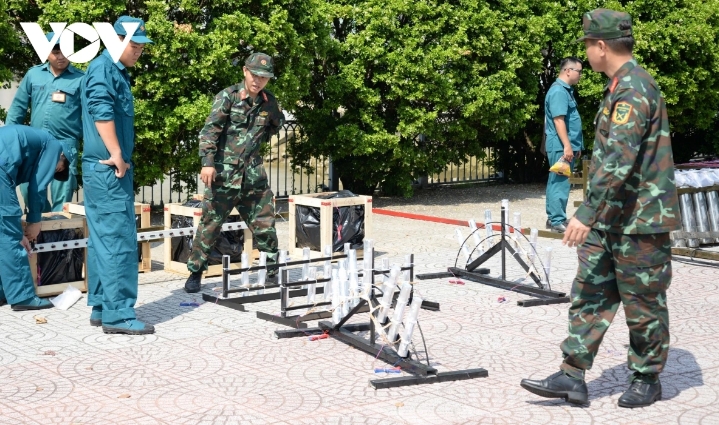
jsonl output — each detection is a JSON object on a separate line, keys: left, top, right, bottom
{"left": 295, "top": 190, "right": 365, "bottom": 252}
{"left": 36, "top": 216, "right": 84, "bottom": 286}
{"left": 170, "top": 199, "right": 245, "bottom": 265}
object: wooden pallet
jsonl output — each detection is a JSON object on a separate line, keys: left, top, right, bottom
{"left": 163, "top": 202, "right": 254, "bottom": 277}
{"left": 63, "top": 202, "right": 152, "bottom": 273}
{"left": 288, "top": 192, "right": 373, "bottom": 258}
{"left": 22, "top": 212, "right": 88, "bottom": 298}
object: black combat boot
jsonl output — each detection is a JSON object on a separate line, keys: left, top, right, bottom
{"left": 618, "top": 374, "right": 662, "bottom": 408}
{"left": 184, "top": 271, "right": 203, "bottom": 293}
{"left": 520, "top": 371, "right": 589, "bottom": 405}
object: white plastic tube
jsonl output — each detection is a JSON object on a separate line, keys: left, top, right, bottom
{"left": 484, "top": 209, "right": 493, "bottom": 239}
{"left": 240, "top": 252, "right": 250, "bottom": 287}
{"left": 339, "top": 263, "right": 349, "bottom": 316}
{"left": 331, "top": 269, "right": 342, "bottom": 324}
{"left": 397, "top": 294, "right": 423, "bottom": 357}
{"left": 387, "top": 281, "right": 413, "bottom": 344}
{"left": 349, "top": 268, "right": 359, "bottom": 308}
{"left": 468, "top": 219, "right": 483, "bottom": 253}
{"left": 302, "top": 247, "right": 310, "bottom": 289}
{"left": 543, "top": 247, "right": 553, "bottom": 285}
{"left": 306, "top": 267, "right": 316, "bottom": 304}
{"left": 362, "top": 240, "right": 374, "bottom": 297}
{"left": 501, "top": 199, "right": 510, "bottom": 235}
{"left": 376, "top": 267, "right": 399, "bottom": 323}
{"left": 528, "top": 228, "right": 538, "bottom": 262}
{"left": 455, "top": 228, "right": 471, "bottom": 262}
{"left": 257, "top": 251, "right": 267, "bottom": 288}
{"left": 323, "top": 246, "right": 332, "bottom": 300}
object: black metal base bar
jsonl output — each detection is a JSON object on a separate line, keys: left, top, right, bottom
{"left": 448, "top": 267, "right": 566, "bottom": 299}
{"left": 319, "top": 321, "right": 437, "bottom": 376}
{"left": 203, "top": 286, "right": 325, "bottom": 307}
{"left": 257, "top": 304, "right": 370, "bottom": 329}
{"left": 421, "top": 300, "right": 440, "bottom": 311}
{"left": 201, "top": 294, "right": 247, "bottom": 312}
{"left": 518, "top": 297, "right": 570, "bottom": 307}
{"left": 370, "top": 368, "right": 488, "bottom": 389}
{"left": 274, "top": 322, "right": 372, "bottom": 339}
{"left": 415, "top": 271, "right": 454, "bottom": 279}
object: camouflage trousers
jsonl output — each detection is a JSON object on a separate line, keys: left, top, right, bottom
{"left": 559, "top": 229, "right": 672, "bottom": 381}
{"left": 187, "top": 180, "right": 278, "bottom": 273}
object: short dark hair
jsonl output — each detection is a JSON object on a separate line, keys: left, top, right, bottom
{"left": 560, "top": 57, "right": 583, "bottom": 71}
{"left": 602, "top": 21, "right": 634, "bottom": 54}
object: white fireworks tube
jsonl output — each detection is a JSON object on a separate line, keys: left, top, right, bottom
{"left": 468, "top": 219, "right": 484, "bottom": 256}
{"left": 543, "top": 246, "right": 553, "bottom": 285}
{"left": 256, "top": 251, "right": 267, "bottom": 294}
{"left": 323, "top": 245, "right": 332, "bottom": 300}
{"left": 331, "top": 269, "right": 342, "bottom": 324}
{"left": 501, "top": 199, "right": 510, "bottom": 236}
{"left": 362, "top": 239, "right": 374, "bottom": 297}
{"left": 306, "top": 267, "right": 316, "bottom": 304}
{"left": 528, "top": 228, "right": 538, "bottom": 262}
{"left": 386, "top": 281, "right": 413, "bottom": 344}
{"left": 376, "top": 266, "right": 399, "bottom": 323}
{"left": 397, "top": 293, "right": 423, "bottom": 357}
{"left": 512, "top": 211, "right": 522, "bottom": 249}
{"left": 339, "top": 262, "right": 350, "bottom": 317}
{"left": 455, "top": 228, "right": 472, "bottom": 262}
{"left": 302, "top": 247, "right": 310, "bottom": 289}
{"left": 240, "top": 252, "right": 250, "bottom": 288}
{"left": 484, "top": 209, "right": 493, "bottom": 240}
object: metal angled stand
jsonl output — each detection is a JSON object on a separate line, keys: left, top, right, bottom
{"left": 419, "top": 207, "right": 569, "bottom": 307}
{"left": 275, "top": 255, "right": 487, "bottom": 389}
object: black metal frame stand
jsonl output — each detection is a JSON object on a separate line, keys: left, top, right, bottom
{"left": 417, "top": 207, "right": 569, "bottom": 307}
{"left": 204, "top": 253, "right": 439, "bottom": 326}
{"left": 273, "top": 261, "right": 487, "bottom": 389}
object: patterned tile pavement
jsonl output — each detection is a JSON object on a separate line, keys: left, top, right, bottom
{"left": 1, "top": 201, "right": 718, "bottom": 424}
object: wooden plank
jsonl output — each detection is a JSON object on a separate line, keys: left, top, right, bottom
{"left": 163, "top": 202, "right": 254, "bottom": 276}
{"left": 672, "top": 247, "right": 719, "bottom": 261}
{"left": 677, "top": 185, "right": 719, "bottom": 195}
{"left": 24, "top": 213, "right": 88, "bottom": 298}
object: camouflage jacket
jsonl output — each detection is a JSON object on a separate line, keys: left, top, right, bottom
{"left": 575, "top": 59, "right": 681, "bottom": 234}
{"left": 199, "top": 82, "right": 284, "bottom": 188}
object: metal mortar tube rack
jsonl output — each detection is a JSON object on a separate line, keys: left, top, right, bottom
{"left": 679, "top": 193, "right": 700, "bottom": 247}
{"left": 693, "top": 192, "right": 713, "bottom": 244}
{"left": 707, "top": 191, "right": 719, "bottom": 243}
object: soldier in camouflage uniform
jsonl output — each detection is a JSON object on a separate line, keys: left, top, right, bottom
{"left": 521, "top": 9, "right": 681, "bottom": 408}
{"left": 184, "top": 53, "right": 284, "bottom": 293}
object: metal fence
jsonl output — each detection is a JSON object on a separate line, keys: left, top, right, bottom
{"left": 70, "top": 122, "right": 501, "bottom": 207}
{"left": 426, "top": 148, "right": 502, "bottom": 186}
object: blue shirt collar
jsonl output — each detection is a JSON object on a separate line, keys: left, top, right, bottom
{"left": 40, "top": 61, "right": 78, "bottom": 76}
{"left": 103, "top": 49, "right": 126, "bottom": 71}
{"left": 555, "top": 78, "right": 574, "bottom": 93}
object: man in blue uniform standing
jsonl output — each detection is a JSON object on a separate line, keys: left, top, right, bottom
{"left": 0, "top": 125, "right": 76, "bottom": 310}
{"left": 81, "top": 16, "right": 154, "bottom": 335}
{"left": 6, "top": 32, "right": 84, "bottom": 213}
{"left": 544, "top": 57, "right": 584, "bottom": 233}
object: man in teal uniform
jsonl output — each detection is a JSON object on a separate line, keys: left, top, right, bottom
{"left": 544, "top": 57, "right": 583, "bottom": 233}
{"left": 0, "top": 125, "right": 76, "bottom": 310}
{"left": 521, "top": 9, "right": 681, "bottom": 408}
{"left": 184, "top": 53, "right": 284, "bottom": 293}
{"left": 6, "top": 32, "right": 84, "bottom": 213}
{"left": 81, "top": 16, "right": 154, "bottom": 335}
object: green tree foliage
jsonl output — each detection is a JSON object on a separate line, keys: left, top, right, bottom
{"left": 1, "top": 0, "right": 718, "bottom": 194}
{"left": 0, "top": 0, "right": 326, "bottom": 192}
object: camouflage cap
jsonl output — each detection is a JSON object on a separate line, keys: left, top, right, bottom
{"left": 244, "top": 52, "right": 274, "bottom": 78}
{"left": 575, "top": 8, "right": 632, "bottom": 42}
